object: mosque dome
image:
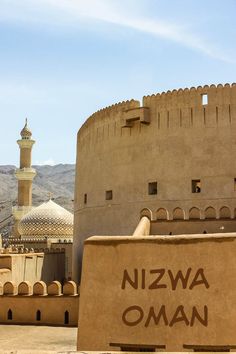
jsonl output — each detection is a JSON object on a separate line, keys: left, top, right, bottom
{"left": 20, "top": 118, "right": 32, "bottom": 138}
{"left": 18, "top": 200, "right": 74, "bottom": 237}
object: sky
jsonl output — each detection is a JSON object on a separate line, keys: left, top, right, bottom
{"left": 0, "top": 0, "right": 235, "bottom": 166}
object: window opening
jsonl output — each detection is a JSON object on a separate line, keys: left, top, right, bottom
{"left": 148, "top": 182, "right": 157, "bottom": 195}
{"left": 7, "top": 309, "right": 12, "bottom": 320}
{"left": 64, "top": 310, "right": 69, "bottom": 325}
{"left": 106, "top": 190, "right": 113, "bottom": 200}
{"left": 202, "top": 93, "right": 208, "bottom": 105}
{"left": 84, "top": 193, "right": 87, "bottom": 204}
{"left": 36, "top": 310, "right": 41, "bottom": 321}
{"left": 192, "top": 179, "right": 201, "bottom": 193}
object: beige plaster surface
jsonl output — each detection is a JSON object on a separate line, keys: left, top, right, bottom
{"left": 73, "top": 84, "right": 236, "bottom": 281}
{"left": 0, "top": 325, "right": 77, "bottom": 352}
{"left": 78, "top": 233, "right": 236, "bottom": 351}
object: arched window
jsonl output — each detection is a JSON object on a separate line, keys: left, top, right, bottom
{"left": 36, "top": 310, "right": 41, "bottom": 321}
{"left": 7, "top": 309, "right": 12, "bottom": 320}
{"left": 64, "top": 310, "right": 69, "bottom": 325}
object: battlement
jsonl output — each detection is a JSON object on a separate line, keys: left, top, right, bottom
{"left": 79, "top": 99, "right": 140, "bottom": 132}
{"left": 77, "top": 83, "right": 236, "bottom": 146}
{"left": 0, "top": 246, "right": 66, "bottom": 254}
{"left": 0, "top": 280, "right": 79, "bottom": 296}
{"left": 0, "top": 280, "right": 79, "bottom": 326}
{"left": 143, "top": 82, "right": 236, "bottom": 98}
{"left": 143, "top": 82, "right": 236, "bottom": 107}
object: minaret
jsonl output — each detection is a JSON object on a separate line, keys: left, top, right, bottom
{"left": 12, "top": 119, "right": 36, "bottom": 236}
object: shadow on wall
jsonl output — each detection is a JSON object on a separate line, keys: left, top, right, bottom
{"left": 141, "top": 206, "right": 236, "bottom": 235}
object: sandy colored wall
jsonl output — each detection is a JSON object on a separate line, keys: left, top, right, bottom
{"left": 0, "top": 280, "right": 79, "bottom": 326}
{"left": 51, "top": 242, "right": 73, "bottom": 280}
{"left": 18, "top": 180, "right": 32, "bottom": 206}
{"left": 0, "top": 252, "right": 65, "bottom": 285}
{"left": 78, "top": 234, "right": 236, "bottom": 351}
{"left": 20, "top": 147, "right": 32, "bottom": 168}
{"left": 0, "top": 296, "right": 79, "bottom": 326}
{"left": 151, "top": 219, "right": 236, "bottom": 235}
{"left": 73, "top": 84, "right": 236, "bottom": 281}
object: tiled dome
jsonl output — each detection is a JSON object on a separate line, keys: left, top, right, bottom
{"left": 18, "top": 200, "right": 73, "bottom": 237}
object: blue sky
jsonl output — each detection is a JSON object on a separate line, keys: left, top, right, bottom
{"left": 0, "top": 0, "right": 235, "bottom": 165}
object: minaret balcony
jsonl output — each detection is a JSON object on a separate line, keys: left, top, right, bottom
{"left": 15, "top": 167, "right": 36, "bottom": 181}
{"left": 17, "top": 139, "right": 35, "bottom": 149}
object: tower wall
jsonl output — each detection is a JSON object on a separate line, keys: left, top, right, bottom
{"left": 73, "top": 83, "right": 236, "bottom": 281}
{"left": 20, "top": 147, "right": 32, "bottom": 168}
{"left": 18, "top": 180, "right": 32, "bottom": 206}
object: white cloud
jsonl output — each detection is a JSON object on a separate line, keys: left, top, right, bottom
{"left": 0, "top": 0, "right": 233, "bottom": 63}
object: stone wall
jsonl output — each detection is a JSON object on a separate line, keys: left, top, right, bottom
{"left": 0, "top": 280, "right": 79, "bottom": 326}
{"left": 0, "top": 250, "right": 65, "bottom": 285}
{"left": 73, "top": 83, "right": 236, "bottom": 280}
{"left": 78, "top": 233, "right": 236, "bottom": 351}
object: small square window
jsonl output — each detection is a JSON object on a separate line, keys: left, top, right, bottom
{"left": 106, "top": 190, "right": 113, "bottom": 200}
{"left": 201, "top": 93, "right": 208, "bottom": 105}
{"left": 84, "top": 193, "right": 87, "bottom": 204}
{"left": 148, "top": 182, "right": 157, "bottom": 195}
{"left": 192, "top": 179, "right": 201, "bottom": 193}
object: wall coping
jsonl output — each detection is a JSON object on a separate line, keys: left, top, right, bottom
{"left": 85, "top": 232, "right": 236, "bottom": 245}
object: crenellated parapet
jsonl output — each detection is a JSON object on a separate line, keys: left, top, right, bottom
{"left": 78, "top": 99, "right": 140, "bottom": 145}
{"left": 80, "top": 99, "right": 140, "bottom": 130}
{"left": 0, "top": 280, "right": 79, "bottom": 326}
{"left": 77, "top": 83, "right": 236, "bottom": 151}
{"left": 143, "top": 83, "right": 236, "bottom": 110}
{"left": 0, "top": 280, "right": 79, "bottom": 296}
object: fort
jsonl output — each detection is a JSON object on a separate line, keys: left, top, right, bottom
{"left": 73, "top": 83, "right": 236, "bottom": 280}
{"left": 1, "top": 83, "right": 236, "bottom": 352}
{"left": 75, "top": 83, "right": 236, "bottom": 351}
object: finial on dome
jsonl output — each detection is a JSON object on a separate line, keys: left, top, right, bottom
{"left": 48, "top": 192, "right": 53, "bottom": 201}
{"left": 20, "top": 118, "right": 32, "bottom": 138}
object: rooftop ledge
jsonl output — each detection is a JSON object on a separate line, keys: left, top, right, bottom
{"left": 84, "top": 232, "right": 236, "bottom": 245}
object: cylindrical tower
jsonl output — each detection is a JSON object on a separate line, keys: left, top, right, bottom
{"left": 73, "top": 84, "right": 236, "bottom": 282}
{"left": 12, "top": 119, "right": 36, "bottom": 236}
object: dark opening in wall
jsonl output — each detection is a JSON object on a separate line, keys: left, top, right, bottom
{"left": 201, "top": 93, "right": 208, "bottom": 105}
{"left": 121, "top": 348, "right": 156, "bottom": 352}
{"left": 110, "top": 343, "right": 165, "bottom": 352}
{"left": 106, "top": 190, "right": 113, "bottom": 200}
{"left": 234, "top": 178, "right": 236, "bottom": 191}
{"left": 183, "top": 344, "right": 233, "bottom": 352}
{"left": 7, "top": 309, "right": 12, "bottom": 320}
{"left": 64, "top": 310, "right": 69, "bottom": 325}
{"left": 36, "top": 310, "right": 41, "bottom": 321}
{"left": 84, "top": 193, "right": 87, "bottom": 204}
{"left": 192, "top": 179, "right": 201, "bottom": 193}
{"left": 148, "top": 182, "right": 157, "bottom": 195}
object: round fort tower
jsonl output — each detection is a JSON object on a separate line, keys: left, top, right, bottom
{"left": 73, "top": 83, "right": 236, "bottom": 281}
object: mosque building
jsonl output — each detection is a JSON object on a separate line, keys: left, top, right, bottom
{"left": 1, "top": 120, "right": 74, "bottom": 283}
